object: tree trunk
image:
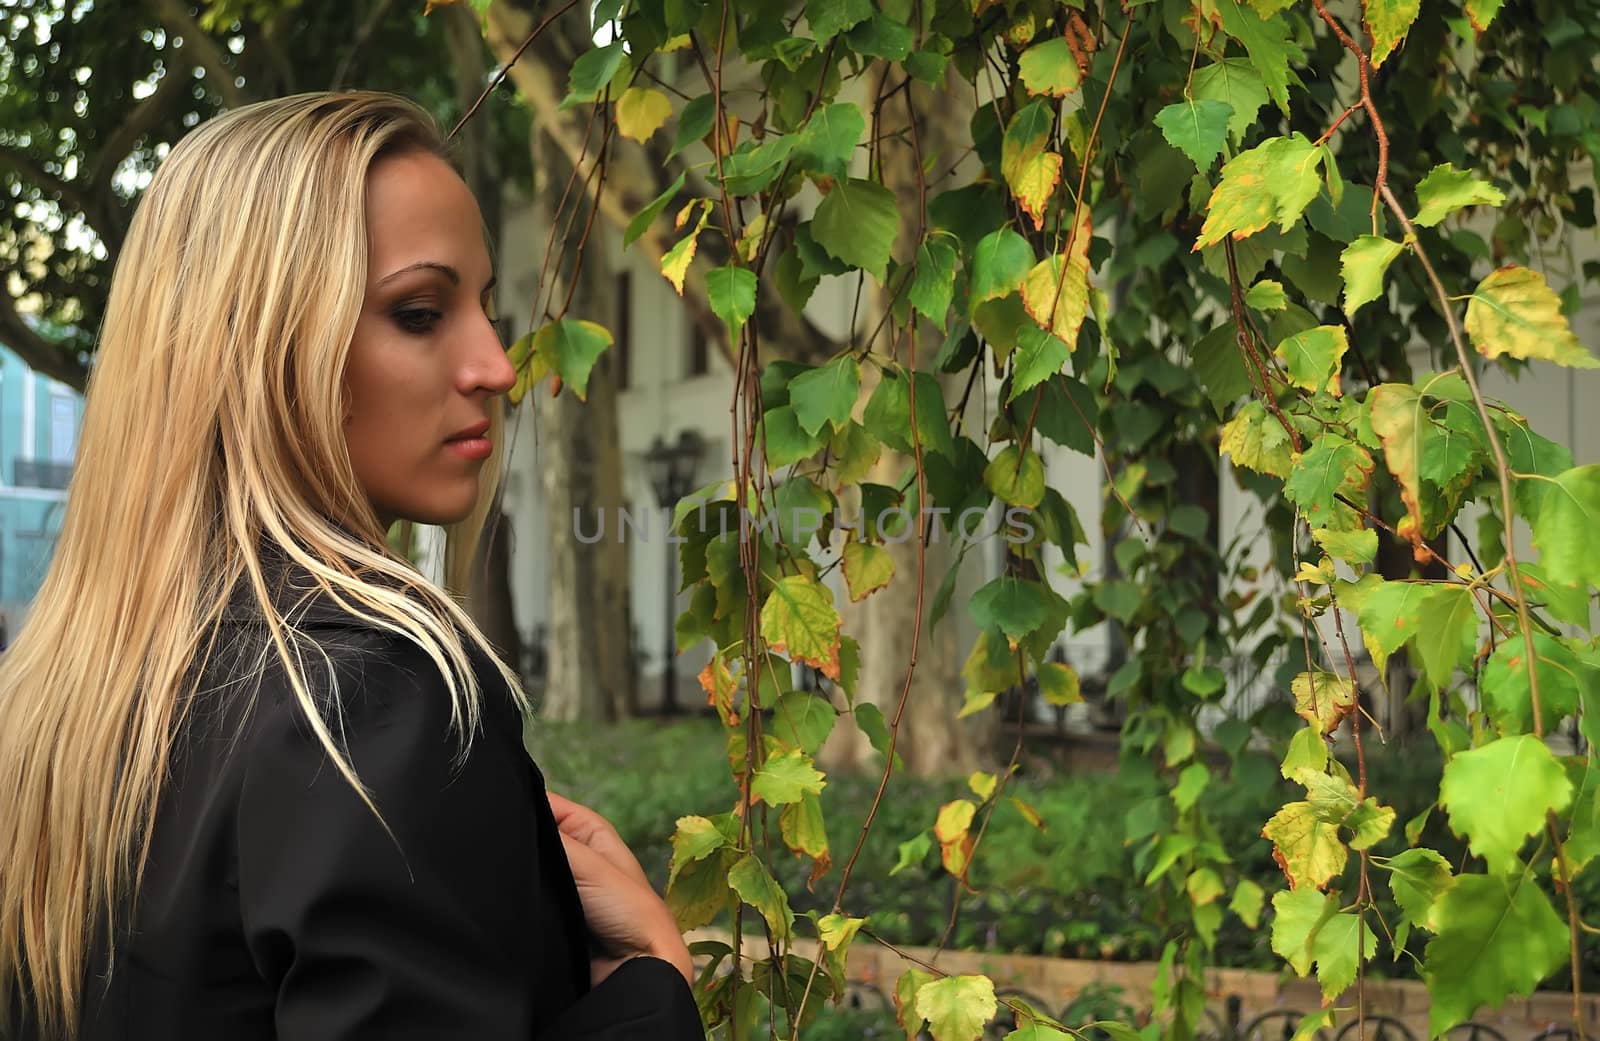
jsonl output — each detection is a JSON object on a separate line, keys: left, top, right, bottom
{"left": 527, "top": 131, "right": 637, "bottom": 723}
{"left": 821, "top": 64, "right": 985, "bottom": 778}
{"left": 442, "top": 5, "right": 523, "bottom": 668}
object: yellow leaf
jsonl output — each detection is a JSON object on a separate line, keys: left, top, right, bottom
{"left": 759, "top": 574, "right": 842, "bottom": 681}
{"left": 933, "top": 800, "right": 977, "bottom": 878}
{"left": 1263, "top": 801, "right": 1347, "bottom": 890}
{"left": 841, "top": 539, "right": 895, "bottom": 601}
{"left": 1291, "top": 671, "right": 1355, "bottom": 735}
{"left": 615, "top": 85, "right": 672, "bottom": 143}
{"left": 1019, "top": 206, "right": 1091, "bottom": 344}
{"left": 1009, "top": 150, "right": 1062, "bottom": 230}
{"left": 1465, "top": 265, "right": 1600, "bottom": 369}
{"left": 660, "top": 204, "right": 710, "bottom": 294}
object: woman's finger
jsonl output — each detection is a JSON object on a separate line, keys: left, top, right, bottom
{"left": 546, "top": 793, "right": 651, "bottom": 887}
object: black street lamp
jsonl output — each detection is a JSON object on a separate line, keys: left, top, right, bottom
{"left": 644, "top": 429, "right": 705, "bottom": 715}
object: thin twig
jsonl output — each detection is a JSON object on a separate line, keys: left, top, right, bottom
{"left": 448, "top": 0, "right": 581, "bottom": 141}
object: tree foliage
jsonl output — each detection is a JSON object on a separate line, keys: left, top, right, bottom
{"left": 470, "top": 0, "right": 1600, "bottom": 1034}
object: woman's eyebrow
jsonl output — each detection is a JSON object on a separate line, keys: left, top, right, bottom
{"left": 377, "top": 261, "right": 496, "bottom": 295}
{"left": 378, "top": 260, "right": 458, "bottom": 286}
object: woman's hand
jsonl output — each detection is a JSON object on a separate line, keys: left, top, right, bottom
{"left": 547, "top": 792, "right": 694, "bottom": 988}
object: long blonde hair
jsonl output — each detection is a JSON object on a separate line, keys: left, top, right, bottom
{"left": 0, "top": 91, "right": 526, "bottom": 1039}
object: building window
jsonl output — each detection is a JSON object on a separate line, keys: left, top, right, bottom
{"left": 615, "top": 271, "right": 632, "bottom": 390}
{"left": 49, "top": 393, "right": 75, "bottom": 465}
{"left": 687, "top": 314, "right": 709, "bottom": 378}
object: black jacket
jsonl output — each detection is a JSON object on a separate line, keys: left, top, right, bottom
{"left": 34, "top": 575, "right": 703, "bottom": 1041}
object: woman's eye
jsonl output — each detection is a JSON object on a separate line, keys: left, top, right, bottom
{"left": 394, "top": 308, "right": 442, "bottom": 334}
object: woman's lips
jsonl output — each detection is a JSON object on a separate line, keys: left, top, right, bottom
{"left": 445, "top": 436, "right": 493, "bottom": 460}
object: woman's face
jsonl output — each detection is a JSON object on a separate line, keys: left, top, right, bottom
{"left": 344, "top": 149, "right": 514, "bottom": 528}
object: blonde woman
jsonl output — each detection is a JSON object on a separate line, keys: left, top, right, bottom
{"left": 0, "top": 92, "right": 700, "bottom": 1040}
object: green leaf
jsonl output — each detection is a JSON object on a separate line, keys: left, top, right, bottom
{"left": 625, "top": 171, "right": 687, "bottom": 249}
{"left": 896, "top": 968, "right": 935, "bottom": 1038}
{"left": 760, "top": 575, "right": 843, "bottom": 680}
{"left": 969, "top": 229, "right": 1034, "bottom": 305}
{"left": 1196, "top": 133, "right": 1324, "bottom": 249}
{"left": 1312, "top": 526, "right": 1377, "bottom": 564}
{"left": 805, "top": 0, "right": 872, "bottom": 40}
{"left": 910, "top": 237, "right": 958, "bottom": 330}
{"left": 706, "top": 265, "right": 756, "bottom": 339}
{"left": 1355, "top": 579, "right": 1427, "bottom": 672}
{"left": 842, "top": 540, "right": 895, "bottom": 601}
{"left": 1281, "top": 727, "right": 1329, "bottom": 779}
{"left": 669, "top": 94, "right": 715, "bottom": 159}
{"left": 1191, "top": 325, "right": 1253, "bottom": 416}
{"left": 1245, "top": 279, "right": 1287, "bottom": 311}
{"left": 818, "top": 912, "right": 866, "bottom": 952}
{"left": 1270, "top": 887, "right": 1336, "bottom": 975}
{"left": 1439, "top": 735, "right": 1573, "bottom": 874}
{"left": 795, "top": 103, "right": 865, "bottom": 182}
{"left": 845, "top": 14, "right": 913, "bottom": 59}
{"left": 1310, "top": 912, "right": 1377, "bottom": 999}
{"left": 1422, "top": 871, "right": 1570, "bottom": 1035}
{"left": 969, "top": 576, "right": 1053, "bottom": 647}
{"left": 562, "top": 42, "right": 626, "bottom": 108}
{"left": 1501, "top": 415, "right": 1574, "bottom": 521}
{"left": 1480, "top": 633, "right": 1590, "bottom": 735}
{"left": 812, "top": 178, "right": 900, "bottom": 281}
{"left": 1364, "top": 0, "right": 1421, "bottom": 67}
{"left": 1037, "top": 661, "right": 1081, "bottom": 706}
{"left": 752, "top": 747, "right": 827, "bottom": 806}
{"left": 983, "top": 445, "right": 1045, "bottom": 509}
{"left": 668, "top": 814, "right": 732, "bottom": 887}
{"left": 1465, "top": 0, "right": 1503, "bottom": 29}
{"left": 1154, "top": 99, "right": 1233, "bottom": 171}
{"left": 533, "top": 319, "right": 613, "bottom": 401}
{"left": 1367, "top": 383, "right": 1425, "bottom": 530}
{"left": 1530, "top": 465, "right": 1600, "bottom": 590}
{"left": 1172, "top": 762, "right": 1211, "bottom": 813}
{"left": 1340, "top": 235, "right": 1403, "bottom": 316}
{"left": 1215, "top": 2, "right": 1298, "bottom": 111}
{"left": 1231, "top": 879, "right": 1265, "bottom": 928}
{"left": 915, "top": 975, "right": 997, "bottom": 1041}
{"left": 771, "top": 691, "right": 838, "bottom": 755}
{"left": 1009, "top": 326, "right": 1070, "bottom": 404}
{"left": 1413, "top": 163, "right": 1506, "bottom": 227}
{"left": 1018, "top": 36, "right": 1081, "bottom": 97}
{"left": 728, "top": 853, "right": 795, "bottom": 941}
{"left": 719, "top": 135, "right": 795, "bottom": 195}
{"left": 1262, "top": 801, "right": 1347, "bottom": 890}
{"left": 855, "top": 703, "right": 898, "bottom": 767}
{"left": 790, "top": 355, "right": 861, "bottom": 437}
{"left": 1283, "top": 433, "right": 1372, "bottom": 525}
{"left": 1411, "top": 584, "right": 1478, "bottom": 690}
{"left": 1191, "top": 59, "right": 1269, "bottom": 140}
{"left": 1274, "top": 325, "right": 1349, "bottom": 395}
{"left": 760, "top": 405, "right": 825, "bottom": 468}
{"left": 1383, "top": 847, "right": 1452, "bottom": 927}
{"left": 666, "top": 847, "right": 735, "bottom": 930}
{"left": 1466, "top": 266, "right": 1600, "bottom": 369}
{"left": 906, "top": 48, "right": 949, "bottom": 85}
{"left": 862, "top": 369, "right": 954, "bottom": 459}
{"left": 1519, "top": 563, "right": 1591, "bottom": 627}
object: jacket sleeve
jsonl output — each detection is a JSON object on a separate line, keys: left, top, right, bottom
{"left": 234, "top": 629, "right": 703, "bottom": 1041}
